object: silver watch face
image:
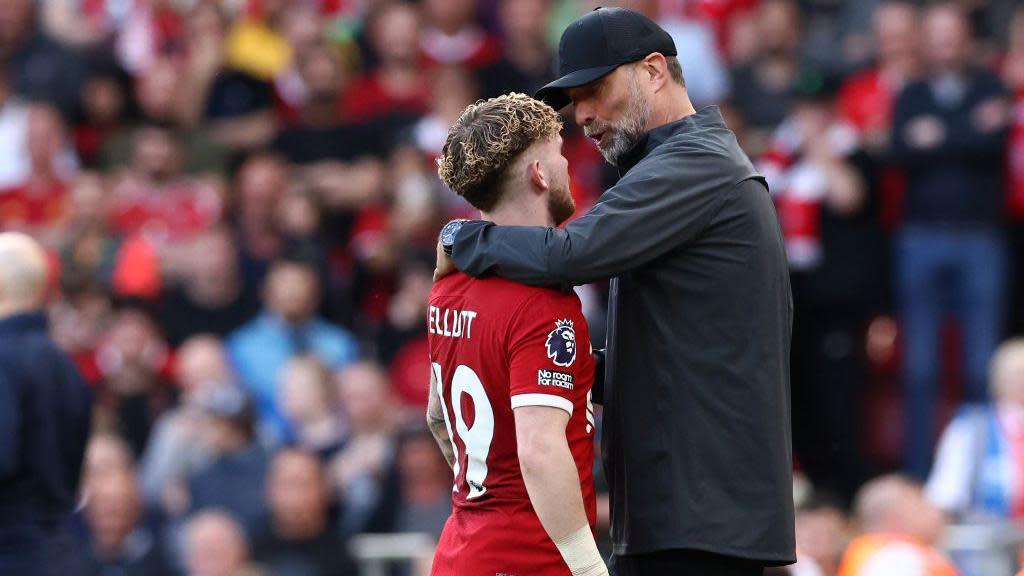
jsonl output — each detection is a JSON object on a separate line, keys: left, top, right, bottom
{"left": 440, "top": 221, "right": 462, "bottom": 247}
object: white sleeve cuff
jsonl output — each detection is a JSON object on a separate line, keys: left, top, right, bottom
{"left": 511, "top": 393, "right": 574, "bottom": 416}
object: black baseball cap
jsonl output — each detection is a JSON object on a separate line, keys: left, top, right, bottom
{"left": 535, "top": 7, "right": 677, "bottom": 110}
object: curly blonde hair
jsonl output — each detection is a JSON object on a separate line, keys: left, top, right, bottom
{"left": 437, "top": 93, "right": 562, "bottom": 211}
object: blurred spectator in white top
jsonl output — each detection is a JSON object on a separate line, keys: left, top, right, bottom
{"left": 139, "top": 335, "right": 230, "bottom": 515}
{"left": 928, "top": 338, "right": 1024, "bottom": 521}
{"left": 278, "top": 356, "right": 346, "bottom": 459}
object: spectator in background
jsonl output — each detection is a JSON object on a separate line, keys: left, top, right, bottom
{"left": 891, "top": 3, "right": 1010, "bottom": 479}
{"left": 0, "top": 233, "right": 92, "bottom": 576}
{"left": 0, "top": 67, "right": 31, "bottom": 191}
{"left": 342, "top": 1, "right": 431, "bottom": 124}
{"left": 93, "top": 306, "right": 173, "bottom": 456}
{"left": 477, "top": 0, "right": 556, "bottom": 98}
{"left": 420, "top": 0, "right": 501, "bottom": 70}
{"left": 278, "top": 356, "right": 346, "bottom": 459}
{"left": 57, "top": 172, "right": 120, "bottom": 292}
{"left": 1003, "top": 5, "right": 1024, "bottom": 335}
{"left": 76, "top": 462, "right": 172, "bottom": 576}
{"left": 273, "top": 41, "right": 386, "bottom": 213}
{"left": 184, "top": 511, "right": 261, "bottom": 576}
{"left": 927, "top": 338, "right": 1024, "bottom": 521}
{"left": 233, "top": 152, "right": 289, "bottom": 286}
{"left": 0, "top": 0, "right": 86, "bottom": 118}
{"left": 386, "top": 427, "right": 452, "bottom": 538}
{"left": 729, "top": 0, "right": 805, "bottom": 156}
{"left": 74, "top": 63, "right": 130, "bottom": 169}
{"left": 139, "top": 335, "right": 230, "bottom": 514}
{"left": 101, "top": 57, "right": 229, "bottom": 176}
{"left": 107, "top": 123, "right": 223, "bottom": 250}
{"left": 761, "top": 72, "right": 881, "bottom": 499}
{"left": 228, "top": 258, "right": 358, "bottom": 440}
{"left": 656, "top": 1, "right": 731, "bottom": 108}
{"left": 838, "top": 475, "right": 956, "bottom": 576}
{"left": 331, "top": 361, "right": 399, "bottom": 536}
{"left": 795, "top": 495, "right": 850, "bottom": 576}
{"left": 80, "top": 433, "right": 135, "bottom": 495}
{"left": 250, "top": 449, "right": 358, "bottom": 576}
{"left": 187, "top": 385, "right": 269, "bottom": 536}
{"left": 838, "top": 2, "right": 919, "bottom": 156}
{"left": 161, "top": 227, "right": 259, "bottom": 346}
{"left": 0, "top": 103, "right": 79, "bottom": 243}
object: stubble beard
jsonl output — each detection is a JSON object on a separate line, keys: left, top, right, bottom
{"left": 587, "top": 77, "right": 652, "bottom": 166}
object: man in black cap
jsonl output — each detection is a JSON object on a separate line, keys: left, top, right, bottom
{"left": 435, "top": 7, "right": 795, "bottom": 576}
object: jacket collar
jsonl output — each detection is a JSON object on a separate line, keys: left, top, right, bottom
{"left": 0, "top": 310, "right": 48, "bottom": 336}
{"left": 618, "top": 105, "right": 726, "bottom": 174}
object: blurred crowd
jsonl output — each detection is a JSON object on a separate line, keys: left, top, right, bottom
{"left": 3, "top": 0, "right": 1024, "bottom": 574}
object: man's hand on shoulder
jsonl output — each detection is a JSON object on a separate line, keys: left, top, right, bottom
{"left": 434, "top": 219, "right": 469, "bottom": 282}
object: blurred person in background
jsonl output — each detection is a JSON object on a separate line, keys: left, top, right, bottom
{"left": 160, "top": 226, "right": 260, "bottom": 347}
{"left": 419, "top": 0, "right": 501, "bottom": 70}
{"left": 0, "top": 67, "right": 31, "bottom": 191}
{"left": 927, "top": 338, "right": 1024, "bottom": 521}
{"left": 380, "top": 426, "right": 452, "bottom": 539}
{"left": 795, "top": 495, "right": 851, "bottom": 576}
{"left": 250, "top": 448, "right": 358, "bottom": 576}
{"left": 107, "top": 123, "right": 223, "bottom": 250}
{"left": 0, "top": 103, "right": 79, "bottom": 243}
{"left": 272, "top": 41, "right": 387, "bottom": 213}
{"left": 278, "top": 355, "right": 346, "bottom": 459}
{"left": 477, "top": 0, "right": 556, "bottom": 98}
{"left": 232, "top": 151, "right": 289, "bottom": 285}
{"left": 0, "top": 0, "right": 85, "bottom": 118}
{"left": 0, "top": 232, "right": 92, "bottom": 576}
{"left": 73, "top": 62, "right": 130, "bottom": 169}
{"left": 80, "top": 433, "right": 134, "bottom": 496}
{"left": 761, "top": 72, "right": 882, "bottom": 499}
{"left": 228, "top": 258, "right": 358, "bottom": 440}
{"left": 838, "top": 475, "right": 956, "bottom": 576}
{"left": 331, "top": 361, "right": 399, "bottom": 537}
{"left": 1003, "top": 5, "right": 1024, "bottom": 336}
{"left": 184, "top": 510, "right": 262, "bottom": 576}
{"left": 728, "top": 0, "right": 806, "bottom": 156}
{"left": 654, "top": 0, "right": 731, "bottom": 109}
{"left": 186, "top": 384, "right": 270, "bottom": 536}
{"left": 102, "top": 56, "right": 229, "bottom": 176}
{"left": 93, "top": 305, "right": 173, "bottom": 456}
{"left": 342, "top": 1, "right": 431, "bottom": 124}
{"left": 74, "top": 449, "right": 171, "bottom": 576}
{"left": 139, "top": 335, "right": 231, "bottom": 515}
{"left": 891, "top": 3, "right": 1011, "bottom": 479}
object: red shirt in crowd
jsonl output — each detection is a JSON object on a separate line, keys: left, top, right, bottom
{"left": 428, "top": 273, "right": 597, "bottom": 576}
{"left": 0, "top": 180, "right": 70, "bottom": 231}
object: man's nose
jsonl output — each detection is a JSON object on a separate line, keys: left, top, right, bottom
{"left": 574, "top": 102, "right": 594, "bottom": 127}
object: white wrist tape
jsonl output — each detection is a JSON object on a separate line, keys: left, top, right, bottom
{"left": 553, "top": 525, "right": 608, "bottom": 576}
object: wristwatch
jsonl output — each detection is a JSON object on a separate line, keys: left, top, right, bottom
{"left": 439, "top": 220, "right": 468, "bottom": 257}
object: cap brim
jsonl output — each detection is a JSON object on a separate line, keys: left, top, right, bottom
{"left": 534, "top": 64, "right": 621, "bottom": 110}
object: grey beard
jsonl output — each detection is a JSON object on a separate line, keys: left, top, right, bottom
{"left": 598, "top": 80, "right": 651, "bottom": 166}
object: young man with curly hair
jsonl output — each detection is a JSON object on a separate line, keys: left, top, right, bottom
{"left": 426, "top": 93, "right": 607, "bottom": 576}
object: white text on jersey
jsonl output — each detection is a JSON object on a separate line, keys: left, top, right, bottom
{"left": 428, "top": 306, "right": 479, "bottom": 340}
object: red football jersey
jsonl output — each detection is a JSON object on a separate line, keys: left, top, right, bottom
{"left": 428, "top": 272, "right": 597, "bottom": 576}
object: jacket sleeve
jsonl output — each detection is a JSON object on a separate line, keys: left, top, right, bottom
{"left": 452, "top": 151, "right": 736, "bottom": 287}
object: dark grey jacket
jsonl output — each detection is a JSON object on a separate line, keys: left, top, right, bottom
{"left": 452, "top": 106, "right": 795, "bottom": 563}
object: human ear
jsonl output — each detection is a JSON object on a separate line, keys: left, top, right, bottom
{"left": 528, "top": 159, "right": 549, "bottom": 194}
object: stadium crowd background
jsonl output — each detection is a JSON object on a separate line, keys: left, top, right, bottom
{"left": 3, "top": 0, "right": 1024, "bottom": 574}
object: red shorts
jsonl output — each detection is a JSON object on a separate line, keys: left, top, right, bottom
{"left": 430, "top": 505, "right": 571, "bottom": 576}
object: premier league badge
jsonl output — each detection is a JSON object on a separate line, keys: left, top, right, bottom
{"left": 545, "top": 319, "right": 577, "bottom": 367}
